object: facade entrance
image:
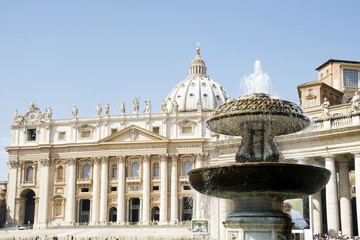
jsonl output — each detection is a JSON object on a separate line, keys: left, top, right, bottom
{"left": 182, "top": 197, "right": 193, "bottom": 221}
{"left": 129, "top": 198, "right": 140, "bottom": 223}
{"left": 22, "top": 189, "right": 35, "bottom": 226}
{"left": 109, "top": 207, "right": 117, "bottom": 222}
{"left": 151, "top": 206, "right": 160, "bottom": 222}
{"left": 79, "top": 199, "right": 90, "bottom": 223}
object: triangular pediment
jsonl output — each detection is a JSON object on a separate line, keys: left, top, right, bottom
{"left": 99, "top": 124, "right": 169, "bottom": 143}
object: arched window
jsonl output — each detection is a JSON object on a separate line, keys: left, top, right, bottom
{"left": 153, "top": 163, "right": 159, "bottom": 177}
{"left": 26, "top": 166, "right": 34, "bottom": 182}
{"left": 184, "top": 161, "right": 192, "bottom": 176}
{"left": 82, "top": 164, "right": 91, "bottom": 179}
{"left": 112, "top": 166, "right": 118, "bottom": 178}
{"left": 57, "top": 166, "right": 64, "bottom": 181}
{"left": 132, "top": 162, "right": 139, "bottom": 177}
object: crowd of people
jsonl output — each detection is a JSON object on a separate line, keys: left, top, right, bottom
{"left": 313, "top": 234, "right": 359, "bottom": 239}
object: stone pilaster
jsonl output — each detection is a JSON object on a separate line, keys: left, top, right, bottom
{"left": 65, "top": 158, "right": 77, "bottom": 225}
{"left": 325, "top": 156, "right": 339, "bottom": 236}
{"left": 142, "top": 155, "right": 150, "bottom": 225}
{"left": 117, "top": 156, "right": 126, "bottom": 225}
{"left": 36, "top": 158, "right": 51, "bottom": 228}
{"left": 91, "top": 157, "right": 101, "bottom": 224}
{"left": 159, "top": 154, "right": 168, "bottom": 225}
{"left": 170, "top": 154, "right": 178, "bottom": 224}
{"left": 99, "top": 156, "right": 109, "bottom": 224}
{"left": 6, "top": 160, "right": 19, "bottom": 227}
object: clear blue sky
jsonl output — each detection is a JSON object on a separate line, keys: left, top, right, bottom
{"left": 1, "top": 1, "right": 359, "bottom": 180}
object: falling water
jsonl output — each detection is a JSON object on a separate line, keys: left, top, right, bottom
{"left": 240, "top": 60, "right": 273, "bottom": 97}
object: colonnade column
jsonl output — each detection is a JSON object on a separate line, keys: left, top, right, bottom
{"left": 325, "top": 156, "right": 340, "bottom": 236}
{"left": 354, "top": 152, "right": 360, "bottom": 234}
{"left": 339, "top": 161, "right": 353, "bottom": 237}
{"left": 179, "top": 197, "right": 183, "bottom": 222}
{"left": 65, "top": 158, "right": 77, "bottom": 225}
{"left": 195, "top": 153, "right": 207, "bottom": 219}
{"left": 312, "top": 191, "right": 323, "bottom": 235}
{"left": 99, "top": 156, "right": 108, "bottom": 224}
{"left": 117, "top": 156, "right": 126, "bottom": 225}
{"left": 170, "top": 154, "right": 178, "bottom": 224}
{"left": 142, "top": 155, "right": 150, "bottom": 225}
{"left": 159, "top": 154, "right": 168, "bottom": 225}
{"left": 37, "top": 158, "right": 51, "bottom": 228}
{"left": 91, "top": 157, "right": 101, "bottom": 224}
{"left": 126, "top": 198, "right": 130, "bottom": 222}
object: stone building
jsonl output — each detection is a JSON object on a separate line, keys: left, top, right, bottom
{"left": 5, "top": 48, "right": 230, "bottom": 232}
{"left": 5, "top": 52, "right": 360, "bottom": 238}
{"left": 0, "top": 181, "right": 6, "bottom": 228}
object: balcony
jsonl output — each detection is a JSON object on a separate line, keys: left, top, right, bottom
{"left": 152, "top": 177, "right": 160, "bottom": 182}
{"left": 126, "top": 177, "right": 141, "bottom": 183}
{"left": 76, "top": 178, "right": 92, "bottom": 185}
{"left": 179, "top": 176, "right": 189, "bottom": 182}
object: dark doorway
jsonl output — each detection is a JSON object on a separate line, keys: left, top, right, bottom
{"left": 109, "top": 207, "right": 117, "bottom": 222}
{"left": 151, "top": 206, "right": 160, "bottom": 222}
{"left": 79, "top": 199, "right": 90, "bottom": 223}
{"left": 130, "top": 198, "right": 140, "bottom": 223}
{"left": 182, "top": 197, "right": 193, "bottom": 221}
{"left": 23, "top": 190, "right": 35, "bottom": 225}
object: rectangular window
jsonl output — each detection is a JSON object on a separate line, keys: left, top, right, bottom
{"left": 81, "top": 130, "right": 91, "bottom": 138}
{"left": 183, "top": 185, "right": 191, "bottom": 190}
{"left": 81, "top": 188, "right": 89, "bottom": 192}
{"left": 111, "top": 187, "right": 117, "bottom": 192}
{"left": 112, "top": 168, "right": 118, "bottom": 178}
{"left": 152, "top": 127, "right": 160, "bottom": 134}
{"left": 58, "top": 131, "right": 66, "bottom": 140}
{"left": 27, "top": 129, "right": 36, "bottom": 141}
{"left": 343, "top": 69, "right": 359, "bottom": 87}
{"left": 153, "top": 186, "right": 159, "bottom": 191}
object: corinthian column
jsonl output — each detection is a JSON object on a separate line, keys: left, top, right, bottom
{"left": 170, "top": 154, "right": 178, "bottom": 224}
{"left": 142, "top": 155, "right": 150, "bottom": 225}
{"left": 99, "top": 156, "right": 109, "bottom": 224}
{"left": 325, "top": 156, "right": 339, "bottom": 237}
{"left": 91, "top": 157, "right": 101, "bottom": 224}
{"left": 37, "top": 158, "right": 51, "bottom": 228}
{"left": 65, "top": 158, "right": 77, "bottom": 225}
{"left": 117, "top": 156, "right": 126, "bottom": 225}
{"left": 354, "top": 153, "right": 360, "bottom": 234}
{"left": 159, "top": 154, "right": 168, "bottom": 225}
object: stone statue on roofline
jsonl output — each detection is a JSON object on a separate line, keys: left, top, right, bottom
{"left": 105, "top": 103, "right": 110, "bottom": 115}
{"left": 72, "top": 105, "right": 78, "bottom": 118}
{"left": 133, "top": 98, "right": 140, "bottom": 114}
{"left": 46, "top": 107, "right": 53, "bottom": 119}
{"left": 96, "top": 104, "right": 102, "bottom": 116}
{"left": 351, "top": 92, "right": 360, "bottom": 113}
{"left": 145, "top": 100, "right": 151, "bottom": 114}
{"left": 120, "top": 102, "right": 126, "bottom": 115}
{"left": 322, "top": 98, "right": 330, "bottom": 118}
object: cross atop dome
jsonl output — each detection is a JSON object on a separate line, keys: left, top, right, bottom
{"left": 189, "top": 44, "right": 207, "bottom": 76}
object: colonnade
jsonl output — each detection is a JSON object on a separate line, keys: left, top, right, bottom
{"left": 13, "top": 153, "right": 207, "bottom": 227}
{"left": 311, "top": 153, "right": 360, "bottom": 237}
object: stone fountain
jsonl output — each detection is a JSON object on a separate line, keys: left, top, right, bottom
{"left": 188, "top": 93, "right": 331, "bottom": 240}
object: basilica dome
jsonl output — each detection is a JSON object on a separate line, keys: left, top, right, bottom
{"left": 164, "top": 48, "right": 230, "bottom": 112}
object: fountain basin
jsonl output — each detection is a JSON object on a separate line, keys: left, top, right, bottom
{"left": 188, "top": 162, "right": 330, "bottom": 199}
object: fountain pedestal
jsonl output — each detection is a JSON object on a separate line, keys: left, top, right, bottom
{"left": 224, "top": 195, "right": 292, "bottom": 240}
